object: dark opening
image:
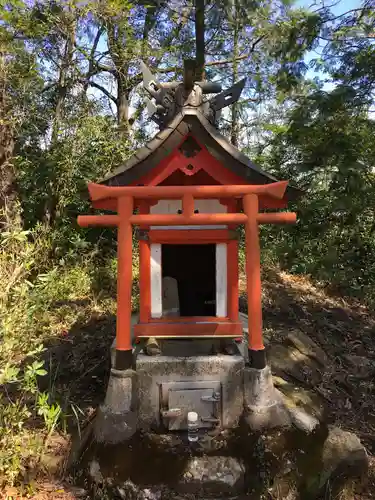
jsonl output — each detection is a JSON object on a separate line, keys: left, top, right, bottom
{"left": 162, "top": 244, "right": 216, "bottom": 316}
{"left": 179, "top": 136, "right": 201, "bottom": 158}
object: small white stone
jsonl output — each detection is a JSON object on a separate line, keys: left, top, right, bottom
{"left": 89, "top": 460, "right": 103, "bottom": 483}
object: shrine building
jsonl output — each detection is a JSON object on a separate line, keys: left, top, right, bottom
{"left": 77, "top": 60, "right": 300, "bottom": 441}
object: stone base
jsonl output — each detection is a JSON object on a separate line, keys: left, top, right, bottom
{"left": 176, "top": 456, "right": 245, "bottom": 496}
{"left": 83, "top": 425, "right": 368, "bottom": 500}
{"left": 136, "top": 349, "right": 244, "bottom": 431}
{"left": 94, "top": 407, "right": 138, "bottom": 444}
{"left": 243, "top": 365, "right": 291, "bottom": 430}
{"left": 102, "top": 314, "right": 325, "bottom": 440}
{"left": 94, "top": 368, "right": 138, "bottom": 444}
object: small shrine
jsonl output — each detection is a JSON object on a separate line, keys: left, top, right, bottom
{"left": 78, "top": 60, "right": 299, "bottom": 443}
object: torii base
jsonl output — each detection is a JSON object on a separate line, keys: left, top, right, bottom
{"left": 243, "top": 365, "right": 291, "bottom": 431}
{"left": 94, "top": 368, "right": 138, "bottom": 444}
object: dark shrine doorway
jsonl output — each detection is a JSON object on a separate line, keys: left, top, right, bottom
{"left": 162, "top": 244, "right": 216, "bottom": 317}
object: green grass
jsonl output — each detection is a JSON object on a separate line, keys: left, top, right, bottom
{"left": 0, "top": 223, "right": 140, "bottom": 488}
{"left": 2, "top": 222, "right": 375, "bottom": 498}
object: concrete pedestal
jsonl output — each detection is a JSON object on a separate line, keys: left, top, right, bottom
{"left": 94, "top": 368, "right": 138, "bottom": 444}
{"left": 136, "top": 345, "right": 245, "bottom": 431}
{"left": 243, "top": 365, "right": 291, "bottom": 430}
{"left": 100, "top": 314, "right": 293, "bottom": 442}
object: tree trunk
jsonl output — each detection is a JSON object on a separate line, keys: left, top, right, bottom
{"left": 195, "top": 0, "right": 205, "bottom": 81}
{"left": 46, "top": 15, "right": 76, "bottom": 225}
{"left": 106, "top": 21, "right": 131, "bottom": 137}
{"left": 117, "top": 75, "right": 130, "bottom": 134}
{"left": 231, "top": 7, "right": 239, "bottom": 147}
{"left": 51, "top": 21, "right": 75, "bottom": 144}
{"left": 0, "top": 52, "right": 20, "bottom": 228}
{"left": 51, "top": 21, "right": 75, "bottom": 146}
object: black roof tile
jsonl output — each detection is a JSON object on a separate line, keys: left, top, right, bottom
{"left": 99, "top": 108, "right": 300, "bottom": 200}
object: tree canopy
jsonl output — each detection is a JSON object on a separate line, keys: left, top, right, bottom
{"left": 0, "top": 0, "right": 374, "bottom": 298}
{"left": 1, "top": 0, "right": 375, "bottom": 489}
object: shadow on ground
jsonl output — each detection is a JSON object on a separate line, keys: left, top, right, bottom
{"left": 30, "top": 266, "right": 375, "bottom": 499}
{"left": 241, "top": 268, "right": 375, "bottom": 449}
{"left": 39, "top": 310, "right": 115, "bottom": 432}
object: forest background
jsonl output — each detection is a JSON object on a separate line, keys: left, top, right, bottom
{"left": 0, "top": 0, "right": 374, "bottom": 492}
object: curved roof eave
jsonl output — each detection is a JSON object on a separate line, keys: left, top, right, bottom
{"left": 98, "top": 108, "right": 301, "bottom": 201}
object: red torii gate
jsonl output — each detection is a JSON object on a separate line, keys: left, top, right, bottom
{"left": 78, "top": 180, "right": 296, "bottom": 369}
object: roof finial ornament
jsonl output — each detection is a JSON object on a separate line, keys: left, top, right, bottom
{"left": 141, "top": 59, "right": 246, "bottom": 130}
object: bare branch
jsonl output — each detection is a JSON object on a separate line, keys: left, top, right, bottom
{"left": 41, "top": 82, "right": 57, "bottom": 93}
{"left": 81, "top": 25, "right": 106, "bottom": 92}
{"left": 326, "top": 7, "right": 372, "bottom": 23}
{"left": 90, "top": 26, "right": 105, "bottom": 68}
{"left": 75, "top": 43, "right": 116, "bottom": 77}
{"left": 88, "top": 81, "right": 117, "bottom": 104}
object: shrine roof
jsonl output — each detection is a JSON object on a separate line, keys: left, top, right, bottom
{"left": 100, "top": 109, "right": 300, "bottom": 201}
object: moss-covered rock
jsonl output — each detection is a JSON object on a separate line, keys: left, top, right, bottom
{"left": 269, "top": 343, "right": 323, "bottom": 386}
{"left": 300, "top": 427, "right": 368, "bottom": 498}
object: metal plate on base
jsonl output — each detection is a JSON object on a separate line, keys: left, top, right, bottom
{"left": 161, "top": 381, "right": 221, "bottom": 430}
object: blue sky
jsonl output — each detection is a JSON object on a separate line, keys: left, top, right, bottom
{"left": 90, "top": 0, "right": 364, "bottom": 115}
{"left": 296, "top": 0, "right": 361, "bottom": 16}
{"left": 296, "top": 0, "right": 362, "bottom": 88}
{"left": 295, "top": 0, "right": 361, "bottom": 10}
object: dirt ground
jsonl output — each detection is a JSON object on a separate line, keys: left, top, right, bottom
{"left": 3, "top": 268, "right": 375, "bottom": 499}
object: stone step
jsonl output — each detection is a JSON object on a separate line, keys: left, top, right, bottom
{"left": 113, "top": 483, "right": 245, "bottom": 500}
{"left": 175, "top": 456, "right": 245, "bottom": 496}
{"left": 98, "top": 456, "right": 246, "bottom": 500}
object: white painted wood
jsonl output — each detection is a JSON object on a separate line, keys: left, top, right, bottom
{"left": 150, "top": 199, "right": 227, "bottom": 230}
{"left": 150, "top": 199, "right": 182, "bottom": 215}
{"left": 216, "top": 243, "right": 227, "bottom": 317}
{"left": 195, "top": 199, "right": 227, "bottom": 214}
{"left": 150, "top": 243, "right": 162, "bottom": 318}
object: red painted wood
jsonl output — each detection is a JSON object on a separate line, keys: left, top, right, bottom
{"left": 116, "top": 197, "right": 133, "bottom": 351}
{"left": 139, "top": 201, "right": 151, "bottom": 322}
{"left": 180, "top": 163, "right": 201, "bottom": 176}
{"left": 77, "top": 214, "right": 119, "bottom": 227}
{"left": 130, "top": 213, "right": 247, "bottom": 225}
{"left": 257, "top": 212, "right": 297, "bottom": 224}
{"left": 148, "top": 229, "right": 234, "bottom": 244}
{"left": 92, "top": 199, "right": 117, "bottom": 211}
{"left": 220, "top": 198, "right": 237, "bottom": 211}
{"left": 130, "top": 149, "right": 181, "bottom": 187}
{"left": 134, "top": 321, "right": 243, "bottom": 338}
{"left": 145, "top": 152, "right": 183, "bottom": 186}
{"left": 169, "top": 137, "right": 288, "bottom": 208}
{"left": 150, "top": 316, "right": 229, "bottom": 323}
{"left": 138, "top": 200, "right": 151, "bottom": 217}
{"left": 91, "top": 194, "right": 289, "bottom": 211}
{"left": 78, "top": 209, "right": 298, "bottom": 228}
{"left": 258, "top": 196, "right": 288, "bottom": 209}
{"left": 223, "top": 197, "right": 238, "bottom": 232}
{"left": 92, "top": 191, "right": 289, "bottom": 212}
{"left": 90, "top": 134, "right": 290, "bottom": 209}
{"left": 79, "top": 131, "right": 298, "bottom": 343}
{"left": 243, "top": 194, "right": 264, "bottom": 351}
{"left": 160, "top": 169, "right": 220, "bottom": 186}
{"left": 183, "top": 193, "right": 194, "bottom": 216}
{"left": 195, "top": 149, "right": 287, "bottom": 209}
{"left": 226, "top": 193, "right": 239, "bottom": 319}
{"left": 139, "top": 240, "right": 151, "bottom": 322}
{"left": 193, "top": 147, "right": 246, "bottom": 185}
{"left": 88, "top": 181, "right": 289, "bottom": 201}
{"left": 227, "top": 239, "right": 239, "bottom": 322}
